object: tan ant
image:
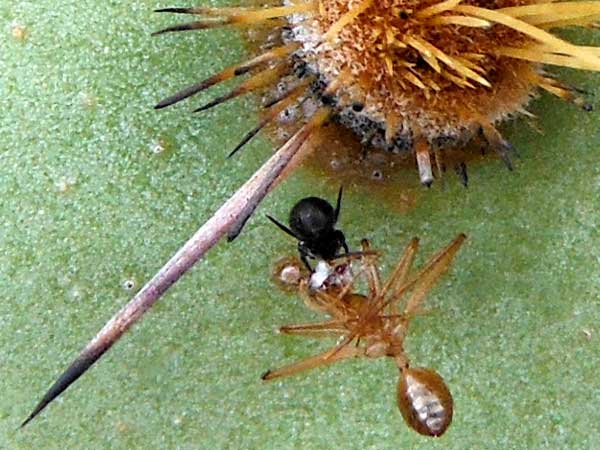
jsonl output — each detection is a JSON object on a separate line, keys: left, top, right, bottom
{"left": 263, "top": 234, "right": 466, "bottom": 437}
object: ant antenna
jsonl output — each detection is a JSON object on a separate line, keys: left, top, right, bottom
{"left": 266, "top": 214, "right": 298, "bottom": 239}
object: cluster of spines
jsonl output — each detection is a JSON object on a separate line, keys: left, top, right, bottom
{"left": 150, "top": 1, "right": 599, "bottom": 183}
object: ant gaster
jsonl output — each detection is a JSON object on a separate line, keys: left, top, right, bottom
{"left": 267, "top": 187, "right": 349, "bottom": 271}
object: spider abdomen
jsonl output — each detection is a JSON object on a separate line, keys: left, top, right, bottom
{"left": 397, "top": 367, "right": 453, "bottom": 437}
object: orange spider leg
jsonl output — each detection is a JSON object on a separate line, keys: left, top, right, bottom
{"left": 379, "top": 237, "right": 420, "bottom": 314}
{"left": 401, "top": 233, "right": 466, "bottom": 317}
{"left": 359, "top": 239, "right": 382, "bottom": 299}
{"left": 262, "top": 344, "right": 365, "bottom": 381}
{"left": 298, "top": 281, "right": 354, "bottom": 318}
{"left": 324, "top": 234, "right": 466, "bottom": 359}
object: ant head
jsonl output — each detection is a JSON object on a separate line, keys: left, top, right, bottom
{"left": 267, "top": 187, "right": 346, "bottom": 270}
{"left": 289, "top": 186, "right": 343, "bottom": 240}
{"left": 289, "top": 196, "right": 336, "bottom": 240}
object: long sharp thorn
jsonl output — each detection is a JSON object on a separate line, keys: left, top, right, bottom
{"left": 228, "top": 84, "right": 308, "bottom": 158}
{"left": 22, "top": 118, "right": 318, "bottom": 427}
{"left": 193, "top": 91, "right": 237, "bottom": 113}
{"left": 153, "top": 4, "right": 317, "bottom": 36}
{"left": 21, "top": 355, "right": 99, "bottom": 428}
{"left": 415, "top": 139, "right": 434, "bottom": 187}
{"left": 227, "top": 108, "right": 330, "bottom": 241}
{"left": 496, "top": 142, "right": 514, "bottom": 171}
{"left": 480, "top": 123, "right": 516, "bottom": 171}
{"left": 228, "top": 124, "right": 264, "bottom": 158}
{"left": 193, "top": 65, "right": 288, "bottom": 113}
{"left": 155, "top": 44, "right": 299, "bottom": 109}
{"left": 155, "top": 77, "right": 223, "bottom": 110}
{"left": 151, "top": 20, "right": 225, "bottom": 36}
{"left": 154, "top": 7, "right": 197, "bottom": 14}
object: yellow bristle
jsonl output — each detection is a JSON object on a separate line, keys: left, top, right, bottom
{"left": 429, "top": 15, "right": 491, "bottom": 28}
{"left": 415, "top": 0, "right": 464, "bottom": 19}
{"left": 541, "top": 16, "right": 600, "bottom": 28}
{"left": 496, "top": 46, "right": 600, "bottom": 71}
{"left": 496, "top": 1, "right": 600, "bottom": 25}
{"left": 410, "top": 35, "right": 492, "bottom": 87}
{"left": 440, "top": 70, "right": 475, "bottom": 89}
{"left": 404, "top": 36, "right": 442, "bottom": 73}
{"left": 453, "top": 56, "right": 486, "bottom": 75}
{"left": 403, "top": 70, "right": 427, "bottom": 89}
{"left": 324, "top": 0, "right": 375, "bottom": 41}
{"left": 454, "top": 4, "right": 600, "bottom": 68}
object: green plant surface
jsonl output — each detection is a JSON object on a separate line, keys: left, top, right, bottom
{"left": 1, "top": 1, "right": 599, "bottom": 449}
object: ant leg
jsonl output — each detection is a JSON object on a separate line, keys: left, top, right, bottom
{"left": 300, "top": 254, "right": 313, "bottom": 272}
{"left": 261, "top": 344, "right": 363, "bottom": 381}
{"left": 334, "top": 185, "right": 343, "bottom": 223}
{"left": 342, "top": 240, "right": 349, "bottom": 254}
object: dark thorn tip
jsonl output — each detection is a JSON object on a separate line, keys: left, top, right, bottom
{"left": 152, "top": 22, "right": 207, "bottom": 36}
{"left": 21, "top": 353, "right": 99, "bottom": 428}
{"left": 154, "top": 8, "right": 192, "bottom": 14}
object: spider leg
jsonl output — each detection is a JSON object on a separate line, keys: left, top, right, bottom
{"left": 360, "top": 239, "right": 382, "bottom": 299}
{"left": 380, "top": 237, "right": 420, "bottom": 313}
{"left": 402, "top": 233, "right": 466, "bottom": 317}
{"left": 262, "top": 344, "right": 363, "bottom": 380}
{"left": 324, "top": 234, "right": 465, "bottom": 361}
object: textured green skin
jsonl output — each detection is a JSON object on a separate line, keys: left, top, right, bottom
{"left": 2, "top": 1, "right": 599, "bottom": 449}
